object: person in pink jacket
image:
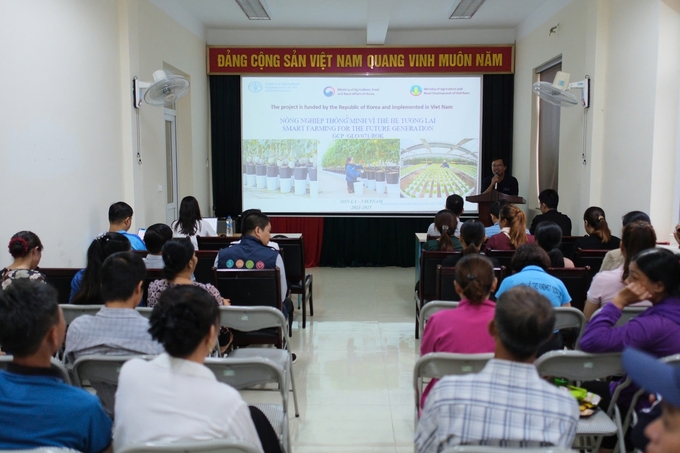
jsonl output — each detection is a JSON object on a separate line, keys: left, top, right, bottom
{"left": 420, "top": 254, "right": 498, "bottom": 407}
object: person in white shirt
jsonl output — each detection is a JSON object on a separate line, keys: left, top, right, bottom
{"left": 171, "top": 196, "right": 216, "bottom": 250}
{"left": 113, "top": 285, "right": 282, "bottom": 453}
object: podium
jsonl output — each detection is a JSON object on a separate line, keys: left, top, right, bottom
{"left": 467, "top": 190, "right": 526, "bottom": 227}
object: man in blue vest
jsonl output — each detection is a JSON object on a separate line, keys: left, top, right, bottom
{"left": 216, "top": 211, "right": 294, "bottom": 324}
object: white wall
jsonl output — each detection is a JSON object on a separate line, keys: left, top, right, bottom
{"left": 0, "top": 2, "right": 125, "bottom": 267}
{"left": 0, "top": 1, "right": 209, "bottom": 268}
{"left": 121, "top": 0, "right": 210, "bottom": 227}
{"left": 514, "top": 0, "right": 680, "bottom": 238}
{"left": 513, "top": 0, "right": 599, "bottom": 234}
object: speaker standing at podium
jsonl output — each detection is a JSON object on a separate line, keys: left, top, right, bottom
{"left": 481, "top": 158, "right": 519, "bottom": 196}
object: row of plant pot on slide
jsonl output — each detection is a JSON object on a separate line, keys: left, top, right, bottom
{"left": 323, "top": 167, "right": 400, "bottom": 184}
{"left": 243, "top": 164, "right": 318, "bottom": 181}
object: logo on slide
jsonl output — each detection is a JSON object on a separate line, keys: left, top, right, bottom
{"left": 323, "top": 86, "right": 335, "bottom": 97}
{"left": 410, "top": 85, "right": 423, "bottom": 96}
{"left": 248, "top": 81, "right": 263, "bottom": 93}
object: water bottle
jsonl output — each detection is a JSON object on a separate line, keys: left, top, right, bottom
{"left": 226, "top": 216, "right": 234, "bottom": 236}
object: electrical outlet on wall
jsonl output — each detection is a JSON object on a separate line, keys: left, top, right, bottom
{"left": 158, "top": 185, "right": 163, "bottom": 192}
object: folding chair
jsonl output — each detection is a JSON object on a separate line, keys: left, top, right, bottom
{"left": 72, "top": 355, "right": 155, "bottom": 417}
{"left": 135, "top": 307, "right": 153, "bottom": 319}
{"left": 219, "top": 306, "right": 299, "bottom": 418}
{"left": 418, "top": 301, "right": 459, "bottom": 338}
{"left": 204, "top": 357, "right": 290, "bottom": 453}
{"left": 621, "top": 353, "right": 680, "bottom": 438}
{"left": 0, "top": 356, "right": 72, "bottom": 385}
{"left": 118, "top": 439, "right": 261, "bottom": 453}
{"left": 553, "top": 307, "right": 586, "bottom": 348}
{"left": 59, "top": 304, "right": 102, "bottom": 325}
{"left": 413, "top": 352, "right": 493, "bottom": 425}
{"left": 445, "top": 447, "right": 574, "bottom": 453}
{"left": 591, "top": 306, "right": 648, "bottom": 326}
{"left": 272, "top": 236, "right": 313, "bottom": 329}
{"left": 535, "top": 350, "right": 630, "bottom": 453}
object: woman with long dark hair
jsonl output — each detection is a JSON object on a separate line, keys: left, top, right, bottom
{"left": 441, "top": 220, "right": 499, "bottom": 267}
{"left": 580, "top": 248, "right": 680, "bottom": 448}
{"left": 484, "top": 204, "right": 534, "bottom": 251}
{"left": 422, "top": 210, "right": 462, "bottom": 252}
{"left": 574, "top": 206, "right": 620, "bottom": 252}
{"left": 534, "top": 221, "right": 574, "bottom": 268}
{"left": 113, "top": 285, "right": 282, "bottom": 453}
{"left": 1, "top": 231, "right": 45, "bottom": 290}
{"left": 70, "top": 233, "right": 131, "bottom": 304}
{"left": 172, "top": 196, "right": 216, "bottom": 249}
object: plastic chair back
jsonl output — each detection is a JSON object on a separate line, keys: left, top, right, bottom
{"left": 591, "top": 306, "right": 648, "bottom": 327}
{"left": 118, "top": 439, "right": 261, "bottom": 453}
{"left": 0, "top": 356, "right": 72, "bottom": 385}
{"left": 419, "top": 301, "right": 459, "bottom": 338}
{"left": 59, "top": 304, "right": 102, "bottom": 325}
{"left": 553, "top": 307, "right": 586, "bottom": 346}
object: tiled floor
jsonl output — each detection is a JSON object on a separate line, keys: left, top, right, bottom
{"left": 243, "top": 267, "right": 418, "bottom": 453}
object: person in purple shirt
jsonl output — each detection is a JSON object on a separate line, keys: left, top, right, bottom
{"left": 579, "top": 248, "right": 680, "bottom": 448}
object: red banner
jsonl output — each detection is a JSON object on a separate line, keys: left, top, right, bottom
{"left": 207, "top": 46, "right": 514, "bottom": 75}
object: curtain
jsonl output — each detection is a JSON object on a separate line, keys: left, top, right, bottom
{"left": 481, "top": 74, "right": 515, "bottom": 178}
{"left": 269, "top": 217, "right": 323, "bottom": 268}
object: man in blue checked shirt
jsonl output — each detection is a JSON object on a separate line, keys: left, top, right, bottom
{"left": 415, "top": 286, "right": 579, "bottom": 452}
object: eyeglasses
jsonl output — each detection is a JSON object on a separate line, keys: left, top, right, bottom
{"left": 491, "top": 164, "right": 504, "bottom": 168}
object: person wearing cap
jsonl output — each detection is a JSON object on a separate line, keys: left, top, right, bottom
{"left": 623, "top": 348, "right": 680, "bottom": 453}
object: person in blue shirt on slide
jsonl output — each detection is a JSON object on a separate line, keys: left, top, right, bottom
{"left": 345, "top": 156, "right": 363, "bottom": 193}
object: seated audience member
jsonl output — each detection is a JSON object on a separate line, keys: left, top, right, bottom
{"left": 171, "top": 196, "right": 216, "bottom": 250}
{"left": 420, "top": 254, "right": 497, "bottom": 406}
{"left": 0, "top": 280, "right": 112, "bottom": 452}
{"left": 415, "top": 286, "right": 579, "bottom": 452}
{"left": 485, "top": 200, "right": 508, "bottom": 237}
{"left": 534, "top": 221, "right": 574, "bottom": 268}
{"left": 622, "top": 348, "right": 680, "bottom": 453}
{"left": 143, "top": 223, "right": 173, "bottom": 269}
{"left": 579, "top": 248, "right": 680, "bottom": 447}
{"left": 1, "top": 231, "right": 45, "bottom": 290}
{"left": 114, "top": 286, "right": 282, "bottom": 453}
{"left": 216, "top": 212, "right": 293, "bottom": 322}
{"left": 583, "top": 221, "right": 657, "bottom": 321}
{"left": 484, "top": 204, "right": 534, "bottom": 251}
{"left": 70, "top": 232, "right": 131, "bottom": 304}
{"left": 233, "top": 209, "right": 279, "bottom": 250}
{"left": 495, "top": 244, "right": 571, "bottom": 353}
{"left": 65, "top": 252, "right": 163, "bottom": 415}
{"left": 108, "top": 201, "right": 146, "bottom": 251}
{"left": 529, "top": 189, "right": 572, "bottom": 236}
{"left": 573, "top": 206, "right": 620, "bottom": 255}
{"left": 148, "top": 239, "right": 231, "bottom": 353}
{"left": 441, "top": 220, "right": 500, "bottom": 267}
{"left": 600, "top": 211, "right": 651, "bottom": 271}
{"left": 674, "top": 223, "right": 680, "bottom": 247}
{"left": 427, "top": 194, "right": 464, "bottom": 238}
{"left": 423, "top": 210, "right": 463, "bottom": 252}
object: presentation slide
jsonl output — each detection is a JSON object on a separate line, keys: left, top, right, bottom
{"left": 241, "top": 76, "right": 481, "bottom": 215}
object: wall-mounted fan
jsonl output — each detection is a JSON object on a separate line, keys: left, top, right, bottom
{"left": 533, "top": 71, "right": 590, "bottom": 108}
{"left": 133, "top": 70, "right": 190, "bottom": 108}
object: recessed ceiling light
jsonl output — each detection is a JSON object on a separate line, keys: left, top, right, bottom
{"left": 235, "top": 0, "right": 271, "bottom": 20}
{"left": 449, "top": 0, "right": 486, "bottom": 19}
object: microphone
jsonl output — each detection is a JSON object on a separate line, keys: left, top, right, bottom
{"left": 494, "top": 171, "right": 499, "bottom": 190}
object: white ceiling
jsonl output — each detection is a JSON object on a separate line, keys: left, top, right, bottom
{"left": 154, "top": 0, "right": 564, "bottom": 44}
